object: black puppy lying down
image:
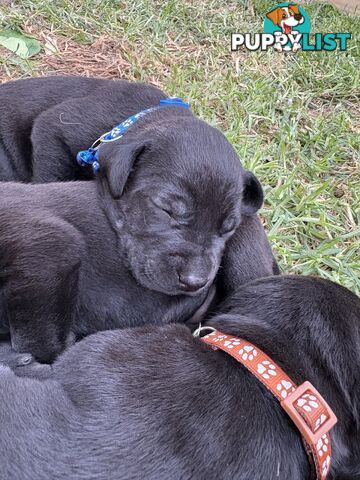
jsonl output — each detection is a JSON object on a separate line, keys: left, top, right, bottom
{"left": 0, "top": 76, "right": 166, "bottom": 182}
{"left": 0, "top": 109, "right": 277, "bottom": 362}
{"left": 0, "top": 276, "right": 359, "bottom": 479}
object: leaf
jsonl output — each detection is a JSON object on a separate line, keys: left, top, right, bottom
{"left": 0, "top": 30, "right": 41, "bottom": 58}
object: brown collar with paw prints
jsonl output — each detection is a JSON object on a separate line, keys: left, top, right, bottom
{"left": 194, "top": 327, "right": 338, "bottom": 480}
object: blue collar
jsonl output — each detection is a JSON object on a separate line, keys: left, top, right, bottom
{"left": 76, "top": 97, "right": 190, "bottom": 174}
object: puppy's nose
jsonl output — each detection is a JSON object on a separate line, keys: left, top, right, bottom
{"left": 179, "top": 273, "right": 208, "bottom": 292}
{"left": 294, "top": 13, "right": 302, "bottom": 20}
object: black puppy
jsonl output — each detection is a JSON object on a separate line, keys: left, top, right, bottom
{"left": 0, "top": 275, "right": 359, "bottom": 479}
{"left": 0, "top": 77, "right": 280, "bottom": 286}
{"left": 0, "top": 105, "right": 277, "bottom": 362}
{"left": 0, "top": 75, "right": 279, "bottom": 291}
{"left": 0, "top": 76, "right": 167, "bottom": 182}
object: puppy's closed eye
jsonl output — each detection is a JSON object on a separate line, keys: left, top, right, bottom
{"left": 152, "top": 197, "right": 191, "bottom": 224}
{"left": 220, "top": 216, "right": 237, "bottom": 236}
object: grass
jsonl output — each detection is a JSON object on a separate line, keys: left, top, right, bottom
{"left": 0, "top": 0, "right": 359, "bottom": 295}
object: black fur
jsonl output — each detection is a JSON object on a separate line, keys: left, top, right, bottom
{"left": 0, "top": 105, "right": 277, "bottom": 362}
{"left": 0, "top": 276, "right": 358, "bottom": 479}
{"left": 0, "top": 76, "right": 166, "bottom": 182}
{"left": 0, "top": 75, "right": 279, "bottom": 298}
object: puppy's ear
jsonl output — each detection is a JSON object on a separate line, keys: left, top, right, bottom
{"left": 99, "top": 142, "right": 146, "bottom": 199}
{"left": 289, "top": 4, "right": 300, "bottom": 14}
{"left": 241, "top": 171, "right": 264, "bottom": 215}
{"left": 266, "top": 8, "right": 280, "bottom": 26}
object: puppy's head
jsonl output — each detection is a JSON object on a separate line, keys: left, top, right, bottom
{"left": 98, "top": 112, "right": 263, "bottom": 296}
{"left": 266, "top": 4, "right": 304, "bottom": 33}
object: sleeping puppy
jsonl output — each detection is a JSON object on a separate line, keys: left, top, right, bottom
{"left": 0, "top": 75, "right": 279, "bottom": 293}
{"left": 0, "top": 76, "right": 167, "bottom": 182}
{"left": 0, "top": 108, "right": 277, "bottom": 363}
{"left": 0, "top": 276, "right": 359, "bottom": 479}
{"left": 0, "top": 76, "right": 279, "bottom": 286}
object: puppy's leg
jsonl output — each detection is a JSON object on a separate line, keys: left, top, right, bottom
{"left": 31, "top": 96, "right": 112, "bottom": 182}
{"left": 7, "top": 262, "right": 80, "bottom": 364}
{"left": 3, "top": 217, "right": 83, "bottom": 363}
{"left": 0, "top": 341, "right": 32, "bottom": 368}
{"left": 31, "top": 105, "right": 86, "bottom": 182}
{"left": 0, "top": 341, "right": 53, "bottom": 379}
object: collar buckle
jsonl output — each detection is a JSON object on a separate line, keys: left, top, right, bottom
{"left": 281, "top": 380, "right": 338, "bottom": 445}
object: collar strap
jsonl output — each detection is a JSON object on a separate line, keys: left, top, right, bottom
{"left": 76, "top": 97, "right": 190, "bottom": 174}
{"left": 198, "top": 328, "right": 337, "bottom": 479}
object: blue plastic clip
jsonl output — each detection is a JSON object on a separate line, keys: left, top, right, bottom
{"left": 159, "top": 97, "right": 190, "bottom": 108}
{"left": 77, "top": 149, "right": 95, "bottom": 166}
{"left": 76, "top": 149, "right": 99, "bottom": 174}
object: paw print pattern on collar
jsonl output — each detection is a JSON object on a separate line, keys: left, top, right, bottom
{"left": 257, "top": 360, "right": 277, "bottom": 379}
{"left": 200, "top": 329, "right": 337, "bottom": 480}
{"left": 223, "top": 338, "right": 241, "bottom": 348}
{"left": 277, "top": 379, "right": 295, "bottom": 399}
{"left": 239, "top": 345, "right": 258, "bottom": 361}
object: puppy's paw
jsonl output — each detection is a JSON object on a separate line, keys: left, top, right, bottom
{"left": 15, "top": 362, "right": 53, "bottom": 380}
{"left": 0, "top": 342, "right": 52, "bottom": 379}
{"left": 0, "top": 342, "right": 33, "bottom": 368}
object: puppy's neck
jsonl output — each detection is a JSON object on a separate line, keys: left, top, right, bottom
{"left": 205, "top": 309, "right": 360, "bottom": 441}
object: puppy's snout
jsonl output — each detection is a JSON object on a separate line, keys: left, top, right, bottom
{"left": 178, "top": 273, "right": 209, "bottom": 292}
{"left": 294, "top": 13, "right": 302, "bottom": 21}
{"left": 170, "top": 249, "right": 216, "bottom": 294}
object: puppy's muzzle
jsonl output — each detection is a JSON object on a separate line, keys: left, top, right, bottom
{"left": 178, "top": 273, "right": 209, "bottom": 292}
{"left": 169, "top": 247, "right": 218, "bottom": 294}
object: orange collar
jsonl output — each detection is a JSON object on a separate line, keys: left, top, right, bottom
{"left": 196, "top": 327, "right": 337, "bottom": 480}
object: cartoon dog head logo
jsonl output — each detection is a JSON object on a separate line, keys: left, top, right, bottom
{"left": 264, "top": 3, "right": 311, "bottom": 52}
{"left": 266, "top": 4, "right": 304, "bottom": 34}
